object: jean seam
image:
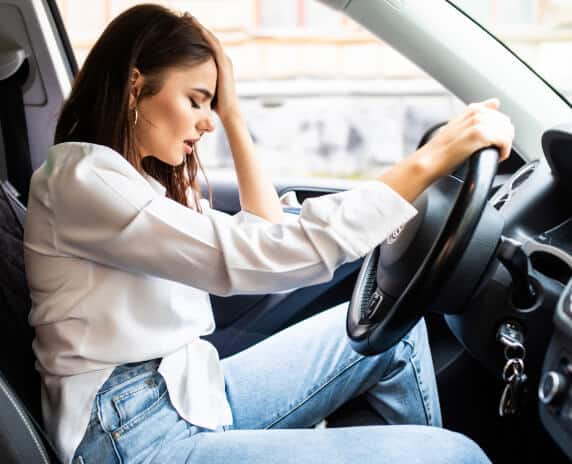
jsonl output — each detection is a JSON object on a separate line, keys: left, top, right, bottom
{"left": 95, "top": 399, "right": 123, "bottom": 462}
{"left": 97, "top": 368, "right": 157, "bottom": 396}
{"left": 403, "top": 340, "right": 432, "bottom": 425}
{"left": 114, "top": 381, "right": 155, "bottom": 403}
{"left": 96, "top": 394, "right": 108, "bottom": 433}
{"left": 109, "top": 431, "right": 123, "bottom": 464}
{"left": 263, "top": 352, "right": 365, "bottom": 429}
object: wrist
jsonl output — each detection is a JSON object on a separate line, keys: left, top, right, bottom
{"left": 218, "top": 106, "right": 243, "bottom": 127}
{"left": 410, "top": 144, "right": 447, "bottom": 185}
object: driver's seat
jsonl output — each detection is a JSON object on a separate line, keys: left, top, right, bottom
{"left": 0, "top": 181, "right": 60, "bottom": 463}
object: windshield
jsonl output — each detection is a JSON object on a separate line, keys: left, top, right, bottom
{"left": 449, "top": 0, "right": 572, "bottom": 106}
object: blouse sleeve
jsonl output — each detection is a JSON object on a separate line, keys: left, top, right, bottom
{"left": 47, "top": 146, "right": 417, "bottom": 296}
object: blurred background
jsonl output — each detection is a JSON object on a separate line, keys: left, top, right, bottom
{"left": 55, "top": 0, "right": 572, "bottom": 179}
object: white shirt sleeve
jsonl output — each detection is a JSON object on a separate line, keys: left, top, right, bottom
{"left": 47, "top": 146, "right": 417, "bottom": 296}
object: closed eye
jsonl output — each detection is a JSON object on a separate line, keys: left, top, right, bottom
{"left": 189, "top": 97, "right": 200, "bottom": 109}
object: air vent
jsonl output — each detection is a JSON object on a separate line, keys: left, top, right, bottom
{"left": 491, "top": 159, "right": 539, "bottom": 210}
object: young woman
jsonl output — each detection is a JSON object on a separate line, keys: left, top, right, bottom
{"left": 24, "top": 4, "right": 513, "bottom": 464}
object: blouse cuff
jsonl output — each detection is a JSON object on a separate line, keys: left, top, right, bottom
{"left": 298, "top": 180, "right": 418, "bottom": 265}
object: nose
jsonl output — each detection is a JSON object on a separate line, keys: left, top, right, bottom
{"left": 197, "top": 111, "right": 215, "bottom": 134}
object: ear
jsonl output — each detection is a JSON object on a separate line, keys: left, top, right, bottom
{"left": 128, "top": 67, "right": 143, "bottom": 109}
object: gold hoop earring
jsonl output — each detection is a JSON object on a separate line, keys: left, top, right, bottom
{"left": 133, "top": 107, "right": 139, "bottom": 126}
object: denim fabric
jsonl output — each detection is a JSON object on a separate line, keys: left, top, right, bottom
{"left": 72, "top": 304, "right": 491, "bottom": 464}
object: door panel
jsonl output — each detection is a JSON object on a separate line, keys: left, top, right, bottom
{"left": 205, "top": 175, "right": 364, "bottom": 357}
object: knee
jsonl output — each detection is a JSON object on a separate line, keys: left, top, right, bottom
{"left": 439, "top": 431, "right": 491, "bottom": 464}
{"left": 401, "top": 317, "right": 430, "bottom": 354}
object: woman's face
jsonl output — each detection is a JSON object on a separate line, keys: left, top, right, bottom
{"left": 134, "top": 58, "right": 217, "bottom": 166}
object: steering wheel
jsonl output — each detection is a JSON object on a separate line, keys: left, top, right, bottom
{"left": 347, "top": 146, "right": 504, "bottom": 355}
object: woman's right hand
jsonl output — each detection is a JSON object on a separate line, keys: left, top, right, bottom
{"left": 421, "top": 98, "right": 515, "bottom": 179}
{"left": 377, "top": 98, "right": 514, "bottom": 203}
{"left": 187, "top": 15, "right": 241, "bottom": 124}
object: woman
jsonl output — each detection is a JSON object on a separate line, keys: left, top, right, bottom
{"left": 24, "top": 4, "right": 513, "bottom": 464}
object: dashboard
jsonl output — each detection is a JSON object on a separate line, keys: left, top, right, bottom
{"left": 442, "top": 123, "right": 572, "bottom": 458}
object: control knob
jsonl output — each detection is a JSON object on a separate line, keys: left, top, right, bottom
{"left": 539, "top": 371, "right": 569, "bottom": 406}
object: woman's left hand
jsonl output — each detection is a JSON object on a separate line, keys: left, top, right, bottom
{"left": 188, "top": 15, "right": 240, "bottom": 124}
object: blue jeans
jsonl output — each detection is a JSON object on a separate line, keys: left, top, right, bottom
{"left": 73, "top": 304, "right": 490, "bottom": 463}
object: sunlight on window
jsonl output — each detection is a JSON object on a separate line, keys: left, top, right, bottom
{"left": 451, "top": 0, "right": 572, "bottom": 102}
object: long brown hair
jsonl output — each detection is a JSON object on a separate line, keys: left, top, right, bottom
{"left": 54, "top": 4, "right": 214, "bottom": 210}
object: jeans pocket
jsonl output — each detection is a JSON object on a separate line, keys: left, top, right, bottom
{"left": 113, "top": 377, "right": 160, "bottom": 427}
{"left": 98, "top": 370, "right": 184, "bottom": 463}
{"left": 98, "top": 370, "right": 166, "bottom": 436}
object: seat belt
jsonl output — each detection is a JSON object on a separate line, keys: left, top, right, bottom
{"left": 0, "top": 50, "right": 33, "bottom": 205}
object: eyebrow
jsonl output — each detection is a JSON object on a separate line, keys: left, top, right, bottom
{"left": 192, "top": 88, "right": 214, "bottom": 101}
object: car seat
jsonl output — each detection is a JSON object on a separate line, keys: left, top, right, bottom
{"left": 0, "top": 181, "right": 60, "bottom": 463}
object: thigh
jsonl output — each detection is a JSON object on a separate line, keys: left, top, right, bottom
{"left": 221, "top": 303, "right": 404, "bottom": 430}
{"left": 151, "top": 426, "right": 491, "bottom": 464}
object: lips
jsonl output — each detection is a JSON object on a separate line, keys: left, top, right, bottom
{"left": 183, "top": 139, "right": 197, "bottom": 155}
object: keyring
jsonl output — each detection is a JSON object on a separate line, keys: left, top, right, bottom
{"left": 502, "top": 358, "right": 524, "bottom": 382}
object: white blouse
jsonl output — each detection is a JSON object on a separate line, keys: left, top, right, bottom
{"left": 23, "top": 142, "right": 417, "bottom": 463}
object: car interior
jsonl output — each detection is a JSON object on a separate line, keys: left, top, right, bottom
{"left": 1, "top": 0, "right": 572, "bottom": 463}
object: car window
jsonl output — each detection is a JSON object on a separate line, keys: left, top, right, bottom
{"left": 449, "top": 0, "right": 572, "bottom": 108}
{"left": 55, "top": 0, "right": 463, "bottom": 180}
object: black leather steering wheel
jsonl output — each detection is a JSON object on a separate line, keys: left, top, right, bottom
{"left": 347, "top": 147, "right": 503, "bottom": 355}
